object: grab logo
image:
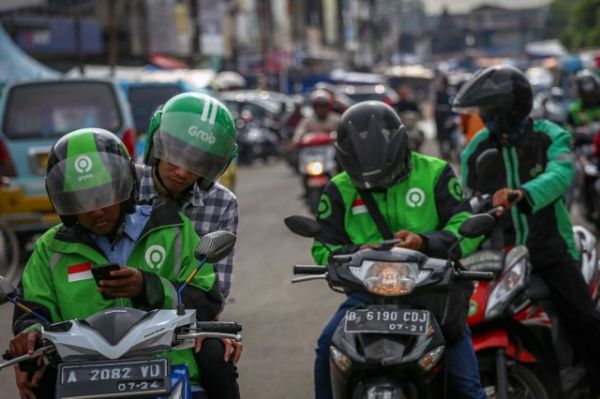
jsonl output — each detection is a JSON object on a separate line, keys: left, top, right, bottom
{"left": 188, "top": 126, "right": 216, "bottom": 145}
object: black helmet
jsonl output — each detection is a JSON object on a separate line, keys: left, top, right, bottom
{"left": 335, "top": 101, "right": 410, "bottom": 189}
{"left": 46, "top": 128, "right": 138, "bottom": 227}
{"left": 575, "top": 69, "right": 600, "bottom": 108}
{"left": 452, "top": 65, "right": 532, "bottom": 143}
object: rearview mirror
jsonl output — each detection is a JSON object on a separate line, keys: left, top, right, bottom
{"left": 284, "top": 215, "right": 321, "bottom": 238}
{"left": 459, "top": 214, "right": 496, "bottom": 238}
{"left": 0, "top": 276, "right": 16, "bottom": 303}
{"left": 475, "top": 148, "right": 500, "bottom": 182}
{"left": 195, "top": 231, "right": 237, "bottom": 263}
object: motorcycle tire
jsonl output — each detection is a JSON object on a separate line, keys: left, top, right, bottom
{"left": 479, "top": 356, "right": 549, "bottom": 399}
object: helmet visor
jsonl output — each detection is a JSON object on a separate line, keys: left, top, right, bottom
{"left": 46, "top": 153, "right": 134, "bottom": 215}
{"left": 154, "top": 111, "right": 234, "bottom": 181}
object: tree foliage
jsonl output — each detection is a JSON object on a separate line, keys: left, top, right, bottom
{"left": 551, "top": 0, "right": 600, "bottom": 49}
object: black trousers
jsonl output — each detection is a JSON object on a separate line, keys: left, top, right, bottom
{"left": 29, "top": 339, "right": 239, "bottom": 399}
{"left": 537, "top": 255, "right": 600, "bottom": 392}
{"left": 194, "top": 338, "right": 240, "bottom": 399}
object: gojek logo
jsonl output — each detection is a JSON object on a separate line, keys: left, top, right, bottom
{"left": 406, "top": 188, "right": 426, "bottom": 208}
{"left": 145, "top": 245, "right": 166, "bottom": 269}
{"left": 188, "top": 126, "right": 216, "bottom": 145}
{"left": 74, "top": 155, "right": 94, "bottom": 182}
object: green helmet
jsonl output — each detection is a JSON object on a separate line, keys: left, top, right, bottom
{"left": 144, "top": 92, "right": 238, "bottom": 185}
{"left": 46, "top": 128, "right": 137, "bottom": 226}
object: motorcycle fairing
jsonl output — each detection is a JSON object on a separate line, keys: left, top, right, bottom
{"left": 43, "top": 308, "right": 197, "bottom": 361}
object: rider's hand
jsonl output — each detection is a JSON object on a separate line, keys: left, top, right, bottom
{"left": 98, "top": 267, "right": 144, "bottom": 298}
{"left": 9, "top": 331, "right": 40, "bottom": 356}
{"left": 394, "top": 231, "right": 425, "bottom": 251}
{"left": 222, "top": 338, "right": 243, "bottom": 366}
{"left": 14, "top": 359, "right": 45, "bottom": 399}
{"left": 492, "top": 188, "right": 524, "bottom": 216}
{"left": 194, "top": 337, "right": 243, "bottom": 366}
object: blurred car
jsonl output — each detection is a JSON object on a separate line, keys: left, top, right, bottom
{"left": 0, "top": 78, "right": 135, "bottom": 240}
{"left": 120, "top": 80, "right": 187, "bottom": 136}
{"left": 337, "top": 84, "right": 399, "bottom": 106}
{"left": 219, "top": 90, "right": 283, "bottom": 136}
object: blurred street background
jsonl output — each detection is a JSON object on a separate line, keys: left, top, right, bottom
{"left": 2, "top": 0, "right": 600, "bottom": 397}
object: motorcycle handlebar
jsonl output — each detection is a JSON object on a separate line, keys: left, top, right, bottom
{"left": 455, "top": 270, "right": 496, "bottom": 281}
{"left": 294, "top": 265, "right": 327, "bottom": 275}
{"left": 194, "top": 321, "right": 242, "bottom": 334}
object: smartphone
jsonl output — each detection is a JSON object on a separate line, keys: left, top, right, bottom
{"left": 91, "top": 263, "right": 121, "bottom": 299}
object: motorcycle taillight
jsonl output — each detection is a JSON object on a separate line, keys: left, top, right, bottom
{"left": 593, "top": 132, "right": 600, "bottom": 157}
{"left": 0, "top": 138, "right": 16, "bottom": 177}
{"left": 122, "top": 128, "right": 137, "bottom": 158}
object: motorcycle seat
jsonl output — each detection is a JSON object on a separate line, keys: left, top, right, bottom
{"left": 526, "top": 274, "right": 552, "bottom": 302}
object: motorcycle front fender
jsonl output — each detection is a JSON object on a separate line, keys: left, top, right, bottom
{"left": 472, "top": 329, "right": 537, "bottom": 363}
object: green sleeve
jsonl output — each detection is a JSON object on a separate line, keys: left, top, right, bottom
{"left": 311, "top": 182, "right": 353, "bottom": 265}
{"left": 421, "top": 165, "right": 483, "bottom": 258}
{"left": 520, "top": 125, "right": 574, "bottom": 213}
{"left": 17, "top": 235, "right": 61, "bottom": 329}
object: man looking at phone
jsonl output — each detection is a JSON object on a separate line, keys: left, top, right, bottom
{"left": 9, "top": 129, "right": 236, "bottom": 399}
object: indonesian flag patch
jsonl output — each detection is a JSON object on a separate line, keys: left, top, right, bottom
{"left": 351, "top": 198, "right": 368, "bottom": 215}
{"left": 67, "top": 262, "right": 93, "bottom": 282}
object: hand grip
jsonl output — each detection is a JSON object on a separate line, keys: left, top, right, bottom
{"left": 293, "top": 265, "right": 327, "bottom": 275}
{"left": 195, "top": 321, "right": 242, "bottom": 334}
{"left": 508, "top": 192, "right": 520, "bottom": 202}
{"left": 2, "top": 350, "right": 13, "bottom": 361}
{"left": 455, "top": 270, "right": 496, "bottom": 281}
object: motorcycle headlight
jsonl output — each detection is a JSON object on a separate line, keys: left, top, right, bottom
{"left": 484, "top": 248, "right": 529, "bottom": 320}
{"left": 363, "top": 262, "right": 418, "bottom": 296}
{"left": 306, "top": 161, "right": 324, "bottom": 176}
{"left": 585, "top": 164, "right": 599, "bottom": 176}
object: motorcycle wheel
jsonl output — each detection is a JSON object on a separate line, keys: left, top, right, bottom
{"left": 0, "top": 224, "right": 20, "bottom": 283}
{"left": 480, "top": 361, "right": 549, "bottom": 399}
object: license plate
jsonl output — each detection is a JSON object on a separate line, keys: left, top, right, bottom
{"left": 345, "top": 307, "right": 429, "bottom": 335}
{"left": 56, "top": 358, "right": 170, "bottom": 398}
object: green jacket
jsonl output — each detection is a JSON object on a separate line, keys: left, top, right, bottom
{"left": 313, "top": 152, "right": 482, "bottom": 265}
{"left": 461, "top": 119, "right": 579, "bottom": 266}
{"left": 568, "top": 99, "right": 600, "bottom": 127}
{"left": 14, "top": 201, "right": 220, "bottom": 383}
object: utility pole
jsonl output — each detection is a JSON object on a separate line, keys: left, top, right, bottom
{"left": 189, "top": 0, "right": 201, "bottom": 66}
{"left": 108, "top": 0, "right": 117, "bottom": 76}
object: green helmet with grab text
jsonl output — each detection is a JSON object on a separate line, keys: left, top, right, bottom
{"left": 144, "top": 92, "right": 238, "bottom": 186}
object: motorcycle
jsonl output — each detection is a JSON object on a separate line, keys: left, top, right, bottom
{"left": 297, "top": 132, "right": 337, "bottom": 213}
{"left": 464, "top": 148, "right": 600, "bottom": 399}
{"left": 284, "top": 214, "right": 496, "bottom": 398}
{"left": 235, "top": 110, "right": 281, "bottom": 165}
{"left": 572, "top": 122, "right": 600, "bottom": 227}
{"left": 0, "top": 231, "right": 242, "bottom": 399}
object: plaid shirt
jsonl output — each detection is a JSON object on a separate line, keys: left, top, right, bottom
{"left": 137, "top": 165, "right": 239, "bottom": 300}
